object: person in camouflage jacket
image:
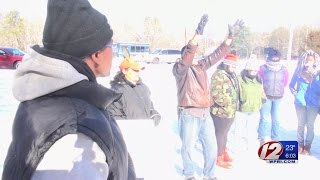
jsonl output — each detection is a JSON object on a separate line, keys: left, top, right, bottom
{"left": 211, "top": 69, "right": 240, "bottom": 118}
{"left": 210, "top": 53, "right": 240, "bottom": 169}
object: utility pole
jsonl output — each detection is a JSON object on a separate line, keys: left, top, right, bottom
{"left": 287, "top": 25, "right": 294, "bottom": 61}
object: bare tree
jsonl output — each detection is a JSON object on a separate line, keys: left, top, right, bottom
{"left": 268, "top": 27, "right": 289, "bottom": 57}
{"left": 306, "top": 28, "right": 320, "bottom": 54}
{"left": 143, "top": 17, "right": 163, "bottom": 49}
{"left": 0, "top": 11, "right": 26, "bottom": 50}
{"left": 23, "top": 20, "right": 43, "bottom": 52}
{"left": 250, "top": 32, "right": 270, "bottom": 59}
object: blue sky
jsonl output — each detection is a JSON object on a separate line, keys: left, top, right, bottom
{"left": 0, "top": 0, "right": 319, "bottom": 39}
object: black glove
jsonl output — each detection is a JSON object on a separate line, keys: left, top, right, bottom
{"left": 196, "top": 14, "right": 209, "bottom": 35}
{"left": 228, "top": 19, "right": 244, "bottom": 38}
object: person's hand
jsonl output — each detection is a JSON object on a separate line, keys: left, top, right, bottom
{"left": 228, "top": 19, "right": 244, "bottom": 38}
{"left": 195, "top": 14, "right": 209, "bottom": 35}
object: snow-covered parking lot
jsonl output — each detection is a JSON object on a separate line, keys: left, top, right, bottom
{"left": 1, "top": 60, "right": 320, "bottom": 180}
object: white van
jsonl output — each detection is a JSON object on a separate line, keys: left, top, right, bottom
{"left": 146, "top": 49, "right": 181, "bottom": 64}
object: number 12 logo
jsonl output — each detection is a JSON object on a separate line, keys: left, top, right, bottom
{"left": 258, "top": 141, "right": 283, "bottom": 160}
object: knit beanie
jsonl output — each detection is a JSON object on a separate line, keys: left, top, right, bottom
{"left": 223, "top": 54, "right": 239, "bottom": 66}
{"left": 267, "top": 49, "right": 281, "bottom": 62}
{"left": 42, "top": 0, "right": 113, "bottom": 59}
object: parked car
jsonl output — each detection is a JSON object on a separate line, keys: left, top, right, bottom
{"left": 146, "top": 49, "right": 181, "bottom": 64}
{"left": 0, "top": 47, "right": 25, "bottom": 69}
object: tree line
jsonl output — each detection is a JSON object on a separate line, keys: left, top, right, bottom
{"left": 1, "top": 10, "right": 319, "bottom": 59}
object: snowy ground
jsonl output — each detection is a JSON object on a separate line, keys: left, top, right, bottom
{"left": 1, "top": 60, "right": 320, "bottom": 180}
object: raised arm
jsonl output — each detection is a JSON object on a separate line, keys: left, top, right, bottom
{"left": 181, "top": 14, "right": 208, "bottom": 66}
{"left": 180, "top": 34, "right": 200, "bottom": 66}
{"left": 173, "top": 14, "right": 208, "bottom": 76}
{"left": 201, "top": 19, "right": 244, "bottom": 70}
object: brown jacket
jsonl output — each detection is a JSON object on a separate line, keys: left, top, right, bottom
{"left": 172, "top": 41, "right": 230, "bottom": 108}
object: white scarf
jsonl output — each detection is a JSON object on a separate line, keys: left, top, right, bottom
{"left": 266, "top": 61, "right": 282, "bottom": 71}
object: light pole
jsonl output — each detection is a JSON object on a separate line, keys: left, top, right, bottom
{"left": 287, "top": 25, "right": 294, "bottom": 61}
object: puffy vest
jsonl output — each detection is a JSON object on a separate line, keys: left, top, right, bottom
{"left": 261, "top": 65, "right": 286, "bottom": 98}
{"left": 2, "top": 97, "right": 135, "bottom": 180}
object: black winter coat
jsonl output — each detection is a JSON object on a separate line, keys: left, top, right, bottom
{"left": 107, "top": 72, "right": 160, "bottom": 120}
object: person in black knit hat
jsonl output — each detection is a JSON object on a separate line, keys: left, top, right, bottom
{"left": 42, "top": 0, "right": 113, "bottom": 59}
{"left": 1, "top": 0, "right": 136, "bottom": 180}
{"left": 258, "top": 48, "right": 289, "bottom": 145}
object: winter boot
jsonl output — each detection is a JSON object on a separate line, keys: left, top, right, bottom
{"left": 302, "top": 144, "right": 311, "bottom": 155}
{"left": 223, "top": 149, "right": 234, "bottom": 162}
{"left": 298, "top": 143, "right": 304, "bottom": 154}
{"left": 216, "top": 155, "right": 233, "bottom": 169}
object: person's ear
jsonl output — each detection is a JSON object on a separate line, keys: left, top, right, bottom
{"left": 83, "top": 52, "right": 99, "bottom": 69}
{"left": 88, "top": 51, "right": 100, "bottom": 65}
{"left": 90, "top": 49, "right": 109, "bottom": 65}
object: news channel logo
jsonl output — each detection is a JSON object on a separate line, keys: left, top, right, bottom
{"left": 258, "top": 141, "right": 298, "bottom": 163}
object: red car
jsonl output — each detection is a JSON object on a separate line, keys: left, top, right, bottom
{"left": 0, "top": 47, "right": 25, "bottom": 69}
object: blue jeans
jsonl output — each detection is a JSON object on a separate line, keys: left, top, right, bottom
{"left": 258, "top": 98, "right": 282, "bottom": 141}
{"left": 178, "top": 109, "right": 217, "bottom": 178}
{"left": 295, "top": 105, "right": 318, "bottom": 146}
